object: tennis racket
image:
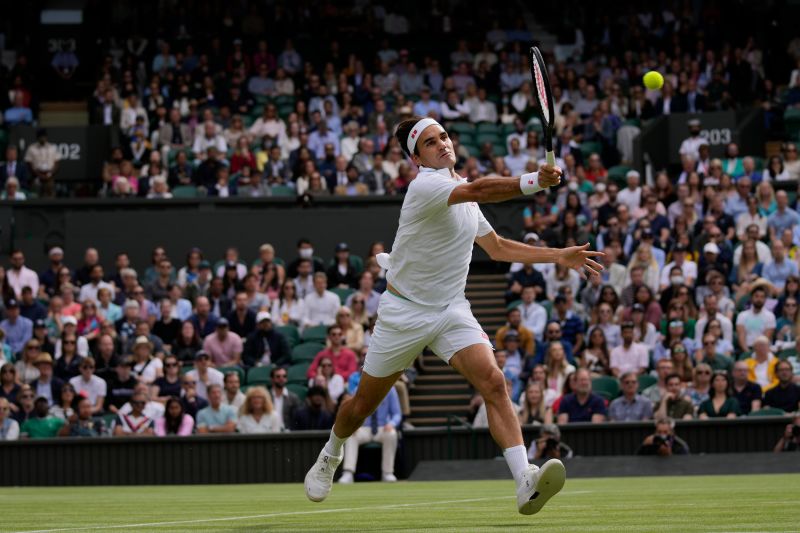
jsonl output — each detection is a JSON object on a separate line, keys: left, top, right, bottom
{"left": 529, "top": 46, "right": 556, "bottom": 168}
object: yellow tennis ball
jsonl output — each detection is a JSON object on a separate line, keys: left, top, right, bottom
{"left": 643, "top": 71, "right": 664, "bottom": 90}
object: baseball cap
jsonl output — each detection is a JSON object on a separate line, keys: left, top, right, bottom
{"left": 256, "top": 311, "right": 272, "bottom": 323}
{"left": 199, "top": 260, "right": 211, "bottom": 270}
{"left": 62, "top": 315, "right": 77, "bottom": 326}
{"left": 669, "top": 320, "right": 684, "bottom": 328}
{"left": 48, "top": 247, "right": 64, "bottom": 257}
{"left": 621, "top": 321, "right": 635, "bottom": 330}
{"left": 335, "top": 242, "right": 349, "bottom": 252}
{"left": 194, "top": 350, "right": 210, "bottom": 361}
{"left": 504, "top": 331, "right": 520, "bottom": 342}
{"left": 34, "top": 318, "right": 46, "bottom": 328}
{"left": 673, "top": 243, "right": 688, "bottom": 253}
{"left": 523, "top": 232, "right": 540, "bottom": 243}
{"left": 626, "top": 170, "right": 641, "bottom": 179}
{"left": 6, "top": 299, "right": 18, "bottom": 308}
{"left": 703, "top": 242, "right": 720, "bottom": 255}
{"left": 641, "top": 229, "right": 654, "bottom": 239}
{"left": 632, "top": 303, "right": 645, "bottom": 313}
{"left": 688, "top": 118, "right": 701, "bottom": 127}
{"left": 217, "top": 317, "right": 230, "bottom": 327}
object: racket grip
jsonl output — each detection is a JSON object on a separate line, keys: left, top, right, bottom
{"left": 545, "top": 151, "right": 556, "bottom": 167}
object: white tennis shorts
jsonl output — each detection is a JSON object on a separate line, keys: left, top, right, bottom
{"left": 363, "top": 291, "right": 493, "bottom": 378}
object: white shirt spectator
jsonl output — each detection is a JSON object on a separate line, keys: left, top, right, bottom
{"left": 518, "top": 301, "right": 547, "bottom": 341}
{"left": 192, "top": 134, "right": 227, "bottom": 158}
{"left": 610, "top": 342, "right": 650, "bottom": 375}
{"left": 248, "top": 117, "right": 286, "bottom": 142}
{"left": 735, "top": 308, "right": 776, "bottom": 349}
{"left": 7, "top": 266, "right": 39, "bottom": 299}
{"left": 468, "top": 99, "right": 498, "bottom": 123}
{"left": 302, "top": 290, "right": 341, "bottom": 328}
{"left": 120, "top": 400, "right": 165, "bottom": 421}
{"left": 617, "top": 186, "right": 642, "bottom": 213}
{"left": 132, "top": 357, "right": 163, "bottom": 385}
{"left": 78, "top": 280, "right": 115, "bottom": 304}
{"left": 271, "top": 298, "right": 305, "bottom": 327}
{"left": 24, "top": 142, "right": 61, "bottom": 173}
{"left": 679, "top": 135, "right": 705, "bottom": 161}
{"left": 69, "top": 374, "right": 107, "bottom": 405}
{"left": 733, "top": 241, "right": 772, "bottom": 265}
{"left": 221, "top": 390, "right": 246, "bottom": 411}
{"left": 659, "top": 260, "right": 698, "bottom": 288}
{"left": 236, "top": 412, "right": 282, "bottom": 434}
{"left": 185, "top": 368, "right": 224, "bottom": 401}
{"left": 694, "top": 313, "right": 734, "bottom": 344}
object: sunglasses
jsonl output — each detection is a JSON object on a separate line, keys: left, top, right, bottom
{"left": 63, "top": 340, "right": 76, "bottom": 345}
{"left": 183, "top": 381, "right": 196, "bottom": 386}
{"left": 697, "top": 371, "right": 711, "bottom": 375}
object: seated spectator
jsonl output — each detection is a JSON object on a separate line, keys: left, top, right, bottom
{"left": 636, "top": 417, "right": 690, "bottom": 456}
{"left": 307, "top": 325, "right": 358, "bottom": 381}
{"left": 151, "top": 354, "right": 182, "bottom": 403}
{"left": 302, "top": 273, "right": 341, "bottom": 328}
{"left": 269, "top": 366, "right": 300, "bottom": 430}
{"left": 527, "top": 423, "right": 574, "bottom": 461}
{"left": 773, "top": 413, "right": 800, "bottom": 452}
{"left": 190, "top": 296, "right": 219, "bottom": 339}
{"left": 173, "top": 321, "right": 202, "bottom": 363}
{"left": 737, "top": 287, "right": 776, "bottom": 351}
{"left": 495, "top": 308, "right": 535, "bottom": 355}
{"left": 336, "top": 306, "right": 364, "bottom": 354}
{"left": 535, "top": 322, "right": 575, "bottom": 365}
{"left": 15, "top": 340, "right": 41, "bottom": 385}
{"left": 608, "top": 372, "right": 654, "bottom": 421}
{"left": 695, "top": 332, "right": 734, "bottom": 374}
{"left": 556, "top": 369, "right": 607, "bottom": 423}
{"left": 179, "top": 373, "right": 208, "bottom": 420}
{"left": 338, "top": 385, "right": 402, "bottom": 484}
{"left": 58, "top": 396, "right": 105, "bottom": 437}
{"left": 291, "top": 385, "right": 335, "bottom": 430}
{"left": 112, "top": 392, "right": 155, "bottom": 436}
{"left": 271, "top": 279, "right": 305, "bottom": 328}
{"left": 154, "top": 397, "right": 194, "bottom": 436}
{"left": 698, "top": 372, "right": 741, "bottom": 419}
{"left": 12, "top": 384, "right": 35, "bottom": 425}
{"left": 119, "top": 382, "right": 165, "bottom": 421}
{"left": 242, "top": 312, "right": 291, "bottom": 368}
{"left": 185, "top": 351, "right": 224, "bottom": 401}
{"left": 731, "top": 361, "right": 763, "bottom": 415}
{"left": 763, "top": 360, "right": 800, "bottom": 412}
{"left": 20, "top": 396, "right": 65, "bottom": 438}
{"left": 0, "top": 397, "right": 20, "bottom": 440}
{"left": 130, "top": 336, "right": 163, "bottom": 384}
{"left": 202, "top": 318, "right": 243, "bottom": 368}
{"left": 684, "top": 363, "right": 713, "bottom": 409}
{"left": 345, "top": 272, "right": 382, "bottom": 319}
{"left": 746, "top": 335, "right": 780, "bottom": 391}
{"left": 236, "top": 386, "right": 282, "bottom": 434}
{"left": 1, "top": 298, "right": 33, "bottom": 357}
{"left": 104, "top": 357, "right": 138, "bottom": 414}
{"left": 48, "top": 382, "right": 76, "bottom": 421}
{"left": 29, "top": 353, "right": 63, "bottom": 408}
{"left": 68, "top": 358, "right": 106, "bottom": 415}
{"left": 4, "top": 93, "right": 33, "bottom": 125}
{"left": 517, "top": 286, "right": 547, "bottom": 342}
{"left": 642, "top": 359, "right": 674, "bottom": 405}
{"left": 543, "top": 341, "right": 576, "bottom": 394}
{"left": 196, "top": 384, "right": 237, "bottom": 434}
{"left": 610, "top": 322, "right": 649, "bottom": 376}
{"left": 221, "top": 371, "right": 245, "bottom": 410}
{"left": 655, "top": 374, "right": 694, "bottom": 420}
{"left": 54, "top": 331, "right": 84, "bottom": 382}
{"left": 309, "top": 356, "right": 346, "bottom": 403}
{"left": 518, "top": 381, "right": 553, "bottom": 425}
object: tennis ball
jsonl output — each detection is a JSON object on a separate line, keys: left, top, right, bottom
{"left": 643, "top": 71, "right": 664, "bottom": 90}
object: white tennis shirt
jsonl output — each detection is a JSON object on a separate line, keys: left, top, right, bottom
{"left": 385, "top": 167, "right": 493, "bottom": 306}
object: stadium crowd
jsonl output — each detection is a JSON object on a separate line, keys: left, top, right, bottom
{"left": 0, "top": 2, "right": 798, "bottom": 460}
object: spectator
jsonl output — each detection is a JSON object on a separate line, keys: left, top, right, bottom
{"left": 189, "top": 296, "right": 219, "bottom": 338}
{"left": 202, "top": 318, "right": 243, "bottom": 368}
{"left": 556, "top": 369, "right": 607, "bottom": 423}
{"left": 736, "top": 287, "right": 776, "bottom": 351}
{"left": 7, "top": 251, "right": 39, "bottom": 300}
{"left": 762, "top": 241, "right": 799, "bottom": 292}
{"left": 24, "top": 129, "right": 60, "bottom": 197}
{"left": 54, "top": 332, "right": 83, "bottom": 382}
{"left": 12, "top": 384, "right": 35, "bottom": 424}
{"left": 608, "top": 372, "right": 654, "bottom": 421}
{"left": 119, "top": 382, "right": 165, "bottom": 421}
{"left": 0, "top": 397, "right": 20, "bottom": 440}
{"left": 495, "top": 308, "right": 535, "bottom": 355}
{"left": 307, "top": 325, "right": 358, "bottom": 381}
{"left": 221, "top": 371, "right": 245, "bottom": 411}
{"left": 196, "top": 383, "right": 237, "bottom": 434}
{"left": 518, "top": 381, "right": 553, "bottom": 425}
{"left": 773, "top": 414, "right": 800, "bottom": 452}
{"left": 517, "top": 286, "right": 547, "bottom": 342}
{"left": 291, "top": 385, "right": 335, "bottom": 430}
{"left": 745, "top": 335, "right": 780, "bottom": 391}
{"left": 695, "top": 332, "right": 734, "bottom": 374}
{"left": 655, "top": 374, "right": 694, "bottom": 420}
{"left": 154, "top": 397, "right": 194, "bottom": 436}
{"left": 345, "top": 271, "right": 381, "bottom": 318}
{"left": 173, "top": 321, "right": 202, "bottom": 363}
{"left": 112, "top": 392, "right": 155, "bottom": 436}
{"left": 185, "top": 351, "right": 224, "bottom": 401}
{"left": 2, "top": 177, "right": 26, "bottom": 200}
{"left": 129, "top": 335, "right": 163, "bottom": 384}
{"left": 763, "top": 360, "right": 800, "bottom": 412}
{"left": 269, "top": 366, "right": 300, "bottom": 430}
{"left": 641, "top": 359, "right": 674, "bottom": 405}
{"left": 243, "top": 311, "right": 291, "bottom": 368}
{"left": 335, "top": 307, "right": 364, "bottom": 354}
{"left": 192, "top": 121, "right": 228, "bottom": 160}
{"left": 610, "top": 322, "right": 649, "bottom": 376}
{"left": 58, "top": 396, "right": 105, "bottom": 437}
{"left": 0, "top": 146, "right": 29, "bottom": 191}
{"left": 48, "top": 382, "right": 76, "bottom": 421}
{"left": 236, "top": 386, "right": 282, "bottom": 434}
{"left": 767, "top": 190, "right": 800, "bottom": 242}
{"left": 68, "top": 358, "right": 106, "bottom": 415}
{"left": 527, "top": 423, "right": 574, "bottom": 461}
{"left": 636, "top": 417, "right": 690, "bottom": 456}
{"left": 302, "top": 273, "right": 341, "bottom": 328}
{"left": 104, "top": 357, "right": 137, "bottom": 414}
{"left": 20, "top": 396, "right": 65, "bottom": 438}
{"left": 179, "top": 373, "right": 208, "bottom": 420}
{"left": 338, "top": 385, "right": 401, "bottom": 484}
{"left": 731, "top": 360, "right": 763, "bottom": 415}
{"left": 15, "top": 339, "right": 41, "bottom": 385}
{"left": 151, "top": 354, "right": 183, "bottom": 403}
{"left": 326, "top": 243, "right": 359, "bottom": 289}
{"left": 579, "top": 326, "right": 611, "bottom": 377}
{"left": 698, "top": 372, "right": 741, "bottom": 419}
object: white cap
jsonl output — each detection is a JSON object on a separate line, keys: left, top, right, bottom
{"left": 703, "top": 242, "right": 720, "bottom": 254}
{"left": 48, "top": 247, "right": 64, "bottom": 257}
{"left": 523, "top": 232, "right": 540, "bottom": 242}
{"left": 626, "top": 170, "right": 641, "bottom": 179}
{"left": 256, "top": 311, "right": 272, "bottom": 323}
{"left": 62, "top": 316, "right": 77, "bottom": 326}
{"left": 594, "top": 182, "right": 606, "bottom": 192}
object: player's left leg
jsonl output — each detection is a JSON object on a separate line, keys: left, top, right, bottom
{"left": 449, "top": 343, "right": 565, "bottom": 515}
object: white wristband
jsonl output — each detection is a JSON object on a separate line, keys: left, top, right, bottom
{"left": 520, "top": 172, "right": 544, "bottom": 195}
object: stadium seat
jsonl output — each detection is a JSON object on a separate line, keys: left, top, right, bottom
{"left": 172, "top": 185, "right": 200, "bottom": 198}
{"left": 506, "top": 299, "right": 522, "bottom": 311}
{"left": 219, "top": 366, "right": 245, "bottom": 384}
{"left": 526, "top": 117, "right": 543, "bottom": 133}
{"left": 749, "top": 407, "right": 786, "bottom": 417}
{"left": 246, "top": 365, "right": 274, "bottom": 386}
{"left": 271, "top": 185, "right": 296, "bottom": 197}
{"left": 276, "top": 325, "right": 300, "bottom": 348}
{"left": 778, "top": 348, "right": 798, "bottom": 360}
{"left": 181, "top": 364, "right": 194, "bottom": 375}
{"left": 331, "top": 287, "right": 355, "bottom": 304}
{"left": 274, "top": 95, "right": 295, "bottom": 107}
{"left": 302, "top": 325, "right": 329, "bottom": 343}
{"left": 783, "top": 108, "right": 800, "bottom": 140}
{"left": 449, "top": 122, "right": 475, "bottom": 136}
{"left": 292, "top": 342, "right": 325, "bottom": 363}
{"left": 580, "top": 141, "right": 603, "bottom": 160}
{"left": 476, "top": 123, "right": 502, "bottom": 135}
{"left": 457, "top": 131, "right": 476, "bottom": 145}
{"left": 608, "top": 165, "right": 631, "bottom": 186}
{"left": 592, "top": 376, "right": 620, "bottom": 400}
{"left": 476, "top": 133, "right": 501, "bottom": 146}
{"left": 637, "top": 374, "right": 657, "bottom": 393}
{"left": 287, "top": 363, "right": 310, "bottom": 384}
{"left": 287, "top": 383, "right": 308, "bottom": 402}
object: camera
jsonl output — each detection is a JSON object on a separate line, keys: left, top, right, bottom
{"left": 544, "top": 437, "right": 559, "bottom": 451}
{"left": 653, "top": 434, "right": 670, "bottom": 446}
{"left": 792, "top": 425, "right": 800, "bottom": 438}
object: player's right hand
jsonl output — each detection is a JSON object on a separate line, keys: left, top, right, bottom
{"left": 538, "top": 164, "right": 562, "bottom": 188}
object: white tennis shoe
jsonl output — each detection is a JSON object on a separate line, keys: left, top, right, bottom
{"left": 304, "top": 449, "right": 343, "bottom": 502}
{"left": 516, "top": 459, "right": 566, "bottom": 515}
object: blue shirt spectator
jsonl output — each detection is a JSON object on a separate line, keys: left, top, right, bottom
{"left": 0, "top": 307, "right": 33, "bottom": 355}
{"left": 761, "top": 256, "right": 799, "bottom": 292}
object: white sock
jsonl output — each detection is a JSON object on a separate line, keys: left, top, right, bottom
{"left": 503, "top": 445, "right": 530, "bottom": 485}
{"left": 323, "top": 426, "right": 347, "bottom": 456}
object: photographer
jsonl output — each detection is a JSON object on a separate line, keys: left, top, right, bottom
{"left": 636, "top": 417, "right": 690, "bottom": 456}
{"left": 773, "top": 414, "right": 800, "bottom": 452}
{"left": 527, "top": 423, "right": 574, "bottom": 461}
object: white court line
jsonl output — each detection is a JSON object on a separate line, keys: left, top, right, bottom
{"left": 12, "top": 492, "right": 591, "bottom": 533}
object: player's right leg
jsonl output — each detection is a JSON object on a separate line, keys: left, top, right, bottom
{"left": 304, "top": 369, "right": 402, "bottom": 502}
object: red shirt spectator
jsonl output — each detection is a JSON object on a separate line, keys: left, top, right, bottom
{"left": 307, "top": 330, "right": 358, "bottom": 381}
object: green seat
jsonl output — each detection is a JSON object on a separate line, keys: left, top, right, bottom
{"left": 274, "top": 95, "right": 295, "bottom": 107}
{"left": 492, "top": 143, "right": 507, "bottom": 156}
{"left": 270, "top": 185, "right": 296, "bottom": 197}
{"left": 778, "top": 348, "right": 798, "bottom": 360}
{"left": 219, "top": 366, "right": 245, "bottom": 384}
{"left": 526, "top": 117, "right": 543, "bottom": 133}
{"left": 292, "top": 342, "right": 325, "bottom": 363}
{"left": 476, "top": 123, "right": 502, "bottom": 135}
{"left": 449, "top": 122, "right": 476, "bottom": 135}
{"left": 608, "top": 165, "right": 632, "bottom": 186}
{"left": 540, "top": 300, "right": 552, "bottom": 319}
{"left": 749, "top": 407, "right": 786, "bottom": 417}
{"left": 287, "top": 383, "right": 308, "bottom": 402}
{"left": 181, "top": 364, "right": 194, "bottom": 375}
{"left": 331, "top": 287, "right": 355, "bottom": 305}
{"left": 623, "top": 118, "right": 641, "bottom": 128}
{"left": 277, "top": 104, "right": 294, "bottom": 118}
{"left": 456, "top": 131, "right": 476, "bottom": 145}
{"left": 287, "top": 363, "right": 310, "bottom": 384}
{"left": 637, "top": 374, "right": 657, "bottom": 393}
{"left": 172, "top": 185, "right": 200, "bottom": 198}
{"left": 246, "top": 365, "right": 275, "bottom": 386}
{"left": 461, "top": 142, "right": 479, "bottom": 156}
{"left": 506, "top": 299, "right": 522, "bottom": 311}
{"left": 276, "top": 325, "right": 300, "bottom": 348}
{"left": 302, "top": 325, "right": 329, "bottom": 344}
{"left": 580, "top": 141, "right": 603, "bottom": 160}
{"left": 476, "top": 133, "right": 501, "bottom": 146}
{"left": 591, "top": 376, "right": 620, "bottom": 400}
{"left": 501, "top": 123, "right": 517, "bottom": 137}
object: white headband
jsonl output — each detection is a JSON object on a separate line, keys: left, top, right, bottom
{"left": 406, "top": 118, "right": 440, "bottom": 155}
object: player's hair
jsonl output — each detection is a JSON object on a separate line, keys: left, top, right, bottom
{"left": 395, "top": 115, "right": 426, "bottom": 158}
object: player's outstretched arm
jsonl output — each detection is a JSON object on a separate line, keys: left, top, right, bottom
{"left": 476, "top": 232, "right": 604, "bottom": 279}
{"left": 448, "top": 164, "right": 562, "bottom": 205}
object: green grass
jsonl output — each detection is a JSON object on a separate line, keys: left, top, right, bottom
{"left": 2, "top": 474, "right": 799, "bottom": 532}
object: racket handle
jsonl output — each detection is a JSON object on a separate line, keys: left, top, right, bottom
{"left": 545, "top": 151, "right": 556, "bottom": 167}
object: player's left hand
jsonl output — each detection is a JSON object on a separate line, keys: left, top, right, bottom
{"left": 557, "top": 243, "right": 605, "bottom": 279}
{"left": 538, "top": 164, "right": 562, "bottom": 188}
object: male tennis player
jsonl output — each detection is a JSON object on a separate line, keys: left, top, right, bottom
{"left": 305, "top": 116, "right": 604, "bottom": 515}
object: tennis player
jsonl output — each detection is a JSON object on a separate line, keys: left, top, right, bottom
{"left": 305, "top": 116, "right": 604, "bottom": 515}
